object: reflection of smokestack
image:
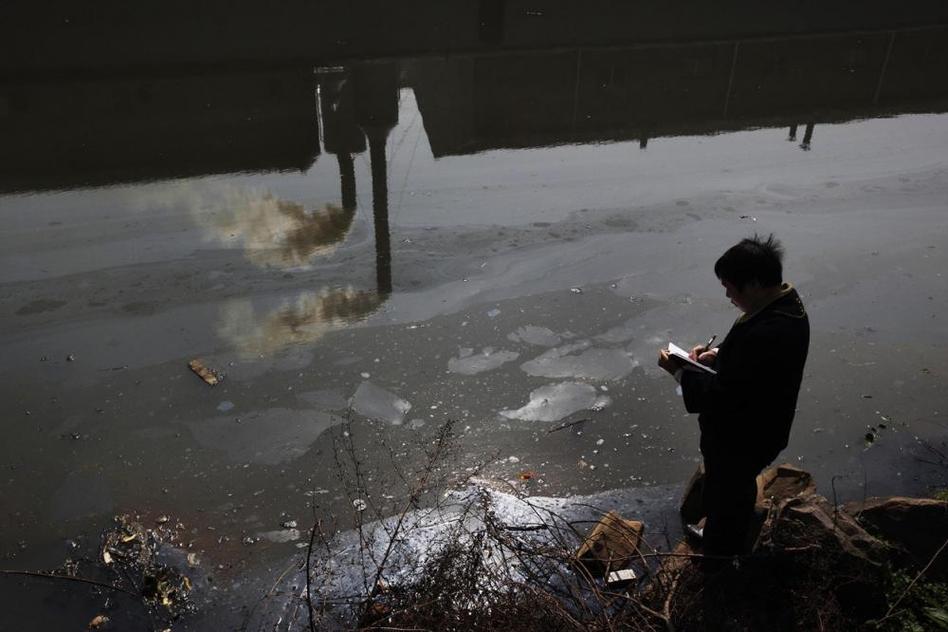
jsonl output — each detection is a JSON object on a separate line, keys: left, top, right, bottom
{"left": 320, "top": 75, "right": 367, "bottom": 212}
{"left": 338, "top": 153, "right": 356, "bottom": 211}
{"left": 368, "top": 133, "right": 393, "bottom": 296}
{"left": 354, "top": 62, "right": 399, "bottom": 297}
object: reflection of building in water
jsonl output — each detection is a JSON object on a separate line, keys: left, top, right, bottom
{"left": 0, "top": 69, "right": 319, "bottom": 193}
{"left": 220, "top": 288, "right": 385, "bottom": 358}
{"left": 408, "top": 26, "right": 948, "bottom": 156}
{"left": 4, "top": 26, "right": 946, "bottom": 195}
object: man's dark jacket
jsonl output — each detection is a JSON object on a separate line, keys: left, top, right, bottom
{"left": 680, "top": 284, "right": 809, "bottom": 472}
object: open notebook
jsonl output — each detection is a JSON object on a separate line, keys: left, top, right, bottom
{"left": 667, "top": 342, "right": 717, "bottom": 375}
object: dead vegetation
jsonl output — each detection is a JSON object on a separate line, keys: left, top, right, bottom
{"left": 292, "top": 420, "right": 948, "bottom": 632}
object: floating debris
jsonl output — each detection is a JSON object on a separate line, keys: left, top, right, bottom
{"left": 99, "top": 514, "right": 195, "bottom": 620}
{"left": 570, "top": 287, "right": 583, "bottom": 294}
{"left": 88, "top": 614, "right": 109, "bottom": 629}
{"left": 188, "top": 359, "right": 221, "bottom": 386}
{"left": 353, "top": 499, "right": 368, "bottom": 512}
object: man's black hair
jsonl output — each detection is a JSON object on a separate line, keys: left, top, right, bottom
{"left": 714, "top": 233, "right": 784, "bottom": 290}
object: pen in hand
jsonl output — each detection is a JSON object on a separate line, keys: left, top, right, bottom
{"left": 702, "top": 334, "right": 717, "bottom": 354}
{"left": 690, "top": 335, "right": 717, "bottom": 361}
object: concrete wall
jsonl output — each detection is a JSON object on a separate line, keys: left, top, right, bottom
{"left": 2, "top": 1, "right": 947, "bottom": 75}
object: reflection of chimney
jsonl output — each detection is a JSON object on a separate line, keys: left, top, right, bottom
{"left": 354, "top": 62, "right": 399, "bottom": 297}
{"left": 338, "top": 154, "right": 356, "bottom": 211}
{"left": 320, "top": 76, "right": 367, "bottom": 212}
{"left": 801, "top": 123, "right": 814, "bottom": 151}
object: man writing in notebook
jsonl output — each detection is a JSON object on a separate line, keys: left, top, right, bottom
{"left": 657, "top": 234, "right": 810, "bottom": 556}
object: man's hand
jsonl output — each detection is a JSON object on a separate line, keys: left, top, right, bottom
{"left": 658, "top": 349, "right": 685, "bottom": 376}
{"left": 689, "top": 345, "right": 718, "bottom": 367}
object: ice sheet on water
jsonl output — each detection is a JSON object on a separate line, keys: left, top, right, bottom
{"left": 521, "top": 341, "right": 638, "bottom": 381}
{"left": 186, "top": 409, "right": 342, "bottom": 465}
{"left": 297, "top": 388, "right": 348, "bottom": 410}
{"left": 506, "top": 325, "right": 564, "bottom": 347}
{"left": 350, "top": 381, "right": 412, "bottom": 425}
{"left": 593, "top": 319, "right": 638, "bottom": 344}
{"left": 500, "top": 381, "right": 612, "bottom": 422}
{"left": 448, "top": 346, "right": 520, "bottom": 375}
{"left": 258, "top": 528, "right": 301, "bottom": 543}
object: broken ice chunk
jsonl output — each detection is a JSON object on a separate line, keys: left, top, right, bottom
{"left": 350, "top": 382, "right": 412, "bottom": 425}
{"left": 500, "top": 382, "right": 612, "bottom": 422}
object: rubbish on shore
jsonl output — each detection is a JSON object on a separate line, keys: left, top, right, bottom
{"left": 353, "top": 499, "right": 368, "bottom": 512}
{"left": 281, "top": 520, "right": 298, "bottom": 529}
{"left": 188, "top": 359, "right": 220, "bottom": 386}
{"left": 575, "top": 510, "right": 643, "bottom": 576}
{"left": 518, "top": 470, "right": 536, "bottom": 481}
{"left": 88, "top": 614, "right": 109, "bottom": 629}
{"left": 605, "top": 568, "right": 638, "bottom": 588}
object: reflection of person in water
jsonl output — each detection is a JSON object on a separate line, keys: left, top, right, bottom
{"left": 657, "top": 234, "right": 810, "bottom": 556}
